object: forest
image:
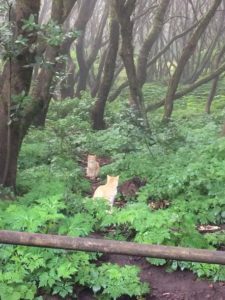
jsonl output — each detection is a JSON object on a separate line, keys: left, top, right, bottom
{"left": 1, "top": 0, "right": 225, "bottom": 299}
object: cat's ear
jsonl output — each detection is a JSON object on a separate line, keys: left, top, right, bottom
{"left": 116, "top": 175, "right": 119, "bottom": 180}
{"left": 107, "top": 175, "right": 110, "bottom": 180}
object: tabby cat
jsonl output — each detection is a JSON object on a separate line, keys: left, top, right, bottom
{"left": 93, "top": 175, "right": 119, "bottom": 208}
{"left": 86, "top": 155, "right": 100, "bottom": 180}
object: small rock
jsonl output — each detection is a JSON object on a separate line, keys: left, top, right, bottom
{"left": 219, "top": 282, "right": 225, "bottom": 287}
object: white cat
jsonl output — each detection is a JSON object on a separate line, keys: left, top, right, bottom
{"left": 93, "top": 175, "right": 119, "bottom": 208}
{"left": 86, "top": 155, "right": 100, "bottom": 180}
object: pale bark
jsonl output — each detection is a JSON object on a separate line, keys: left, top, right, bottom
{"left": 206, "top": 43, "right": 225, "bottom": 113}
{"left": 147, "top": 61, "right": 225, "bottom": 112}
{"left": 136, "top": 0, "right": 170, "bottom": 88}
{"left": 92, "top": 3, "right": 120, "bottom": 130}
{"left": 163, "top": 0, "right": 222, "bottom": 121}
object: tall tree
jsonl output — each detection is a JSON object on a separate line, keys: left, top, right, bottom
{"left": 205, "top": 43, "right": 225, "bottom": 114}
{"left": 146, "top": 61, "right": 225, "bottom": 112}
{"left": 0, "top": 0, "right": 41, "bottom": 188}
{"left": 60, "top": 0, "right": 108, "bottom": 99}
{"left": 74, "top": 0, "right": 99, "bottom": 98}
{"left": 91, "top": 1, "right": 120, "bottom": 130}
{"left": 0, "top": 0, "right": 77, "bottom": 189}
{"left": 136, "top": 0, "right": 170, "bottom": 88}
{"left": 114, "top": 0, "right": 154, "bottom": 130}
{"left": 163, "top": 0, "right": 222, "bottom": 121}
{"left": 113, "top": 0, "right": 144, "bottom": 114}
{"left": 32, "top": 0, "right": 77, "bottom": 127}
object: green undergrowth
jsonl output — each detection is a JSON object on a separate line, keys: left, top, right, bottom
{"left": 1, "top": 85, "right": 225, "bottom": 298}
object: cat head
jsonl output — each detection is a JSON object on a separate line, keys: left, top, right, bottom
{"left": 107, "top": 175, "right": 119, "bottom": 185}
{"left": 88, "top": 154, "right": 97, "bottom": 160}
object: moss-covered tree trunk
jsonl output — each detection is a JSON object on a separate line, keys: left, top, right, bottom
{"left": 32, "top": 0, "right": 77, "bottom": 127}
{"left": 0, "top": 0, "right": 41, "bottom": 189}
{"left": 0, "top": 0, "right": 77, "bottom": 189}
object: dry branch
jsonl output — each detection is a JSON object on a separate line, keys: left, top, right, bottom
{"left": 1, "top": 230, "right": 225, "bottom": 265}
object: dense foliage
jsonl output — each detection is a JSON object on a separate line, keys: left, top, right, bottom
{"left": 1, "top": 82, "right": 225, "bottom": 298}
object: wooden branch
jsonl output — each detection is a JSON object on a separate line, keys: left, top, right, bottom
{"left": 133, "top": 4, "right": 158, "bottom": 21}
{"left": 1, "top": 230, "right": 225, "bottom": 265}
{"left": 107, "top": 22, "right": 199, "bottom": 102}
{"left": 147, "top": 56, "right": 225, "bottom": 112}
{"left": 137, "top": 0, "right": 170, "bottom": 87}
{"left": 147, "top": 21, "right": 199, "bottom": 68}
{"left": 163, "top": 0, "right": 222, "bottom": 121}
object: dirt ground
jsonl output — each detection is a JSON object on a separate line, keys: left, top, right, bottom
{"left": 45, "top": 255, "right": 225, "bottom": 300}
{"left": 76, "top": 253, "right": 225, "bottom": 300}
{"left": 100, "top": 254, "right": 225, "bottom": 300}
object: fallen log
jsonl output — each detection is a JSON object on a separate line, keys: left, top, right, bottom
{"left": 0, "top": 230, "right": 225, "bottom": 265}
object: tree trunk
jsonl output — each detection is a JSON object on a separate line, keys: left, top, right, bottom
{"left": 60, "top": 56, "right": 76, "bottom": 99}
{"left": 0, "top": 115, "right": 22, "bottom": 189}
{"left": 75, "top": 34, "right": 89, "bottom": 98}
{"left": 205, "top": 75, "right": 219, "bottom": 114}
{"left": 91, "top": 49, "right": 107, "bottom": 98}
{"left": 91, "top": 3, "right": 120, "bottom": 130}
{"left": 74, "top": 0, "right": 99, "bottom": 98}
{"left": 32, "top": 0, "right": 78, "bottom": 127}
{"left": 205, "top": 43, "right": 225, "bottom": 114}
{"left": 114, "top": 0, "right": 150, "bottom": 130}
{"left": 106, "top": 22, "right": 198, "bottom": 103}
{"left": 146, "top": 60, "right": 225, "bottom": 112}
{"left": 60, "top": 0, "right": 98, "bottom": 99}
{"left": 136, "top": 0, "right": 170, "bottom": 88}
{"left": 0, "top": 0, "right": 41, "bottom": 189}
{"left": 163, "top": 0, "right": 222, "bottom": 122}
{"left": 114, "top": 0, "right": 141, "bottom": 109}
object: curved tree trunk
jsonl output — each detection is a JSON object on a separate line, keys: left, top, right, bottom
{"left": 75, "top": 34, "right": 89, "bottom": 98}
{"left": 60, "top": 55, "right": 76, "bottom": 99}
{"left": 136, "top": 0, "right": 170, "bottom": 88}
{"left": 59, "top": 0, "right": 98, "bottom": 99}
{"left": 205, "top": 43, "right": 225, "bottom": 114}
{"left": 146, "top": 60, "right": 225, "bottom": 112}
{"left": 91, "top": 3, "right": 120, "bottom": 130}
{"left": 205, "top": 76, "right": 219, "bottom": 114}
{"left": 114, "top": 0, "right": 142, "bottom": 110}
{"left": 114, "top": 0, "right": 150, "bottom": 131}
{"left": 32, "top": 0, "right": 78, "bottom": 127}
{"left": 0, "top": 1, "right": 78, "bottom": 189}
{"left": 107, "top": 21, "right": 198, "bottom": 103}
{"left": 91, "top": 49, "right": 107, "bottom": 98}
{"left": 163, "top": 0, "right": 222, "bottom": 122}
{"left": 74, "top": 0, "right": 103, "bottom": 98}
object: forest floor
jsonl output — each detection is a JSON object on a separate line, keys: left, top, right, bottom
{"left": 102, "top": 254, "right": 225, "bottom": 300}
{"left": 75, "top": 251, "right": 225, "bottom": 300}
{"left": 76, "top": 157, "right": 225, "bottom": 300}
{"left": 43, "top": 251, "right": 225, "bottom": 300}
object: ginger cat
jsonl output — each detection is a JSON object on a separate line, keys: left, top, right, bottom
{"left": 93, "top": 175, "right": 119, "bottom": 208}
{"left": 86, "top": 155, "right": 100, "bottom": 180}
